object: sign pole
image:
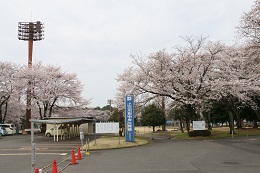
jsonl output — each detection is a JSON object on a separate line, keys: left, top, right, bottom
{"left": 125, "top": 95, "right": 135, "bottom": 142}
{"left": 31, "top": 121, "right": 35, "bottom": 173}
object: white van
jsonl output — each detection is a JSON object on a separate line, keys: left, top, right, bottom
{"left": 0, "top": 124, "right": 16, "bottom": 135}
{"left": 45, "top": 125, "right": 67, "bottom": 137}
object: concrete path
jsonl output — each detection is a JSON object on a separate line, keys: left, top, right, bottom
{"left": 1, "top": 134, "right": 260, "bottom": 173}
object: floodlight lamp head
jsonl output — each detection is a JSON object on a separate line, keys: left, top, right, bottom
{"left": 18, "top": 21, "right": 44, "bottom": 41}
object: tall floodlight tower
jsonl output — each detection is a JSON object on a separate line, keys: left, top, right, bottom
{"left": 18, "top": 21, "right": 44, "bottom": 129}
{"left": 107, "top": 99, "right": 113, "bottom": 114}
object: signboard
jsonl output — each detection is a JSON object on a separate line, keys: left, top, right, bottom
{"left": 95, "top": 122, "right": 119, "bottom": 133}
{"left": 193, "top": 121, "right": 205, "bottom": 130}
{"left": 125, "top": 95, "right": 135, "bottom": 142}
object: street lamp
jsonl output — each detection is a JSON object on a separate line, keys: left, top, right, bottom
{"left": 18, "top": 21, "right": 44, "bottom": 129}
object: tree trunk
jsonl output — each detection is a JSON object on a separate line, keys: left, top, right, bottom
{"left": 185, "top": 119, "right": 190, "bottom": 133}
{"left": 41, "top": 124, "right": 46, "bottom": 133}
{"left": 235, "top": 111, "right": 242, "bottom": 129}
{"left": 228, "top": 111, "right": 235, "bottom": 134}
{"left": 36, "top": 101, "right": 43, "bottom": 120}
{"left": 185, "top": 104, "right": 193, "bottom": 133}
{"left": 3, "top": 101, "right": 8, "bottom": 123}
{"left": 49, "top": 97, "right": 58, "bottom": 117}
{"left": 254, "top": 110, "right": 260, "bottom": 123}
{"left": 0, "top": 95, "right": 10, "bottom": 124}
{"left": 153, "top": 126, "right": 155, "bottom": 132}
{"left": 0, "top": 107, "right": 2, "bottom": 124}
{"left": 43, "top": 104, "right": 48, "bottom": 118}
{"left": 253, "top": 120, "right": 258, "bottom": 128}
{"left": 161, "top": 96, "right": 166, "bottom": 131}
{"left": 207, "top": 110, "right": 212, "bottom": 130}
{"left": 180, "top": 117, "right": 184, "bottom": 133}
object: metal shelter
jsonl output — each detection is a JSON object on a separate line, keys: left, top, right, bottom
{"left": 30, "top": 117, "right": 95, "bottom": 142}
{"left": 28, "top": 117, "right": 95, "bottom": 173}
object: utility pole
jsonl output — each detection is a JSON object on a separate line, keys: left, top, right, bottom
{"left": 18, "top": 21, "right": 44, "bottom": 129}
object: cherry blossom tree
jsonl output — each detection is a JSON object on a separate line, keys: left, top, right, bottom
{"left": 237, "top": 0, "right": 260, "bottom": 45}
{"left": 212, "top": 0, "right": 259, "bottom": 131}
{"left": 115, "top": 1, "right": 260, "bottom": 133}
{"left": 213, "top": 46, "right": 245, "bottom": 131}
{"left": 116, "top": 37, "right": 225, "bottom": 132}
{"left": 3, "top": 99, "right": 24, "bottom": 124}
{"left": 236, "top": 0, "right": 260, "bottom": 123}
{"left": 0, "top": 61, "right": 20, "bottom": 123}
{"left": 16, "top": 62, "right": 89, "bottom": 120}
{"left": 241, "top": 53, "right": 260, "bottom": 126}
{"left": 116, "top": 50, "right": 174, "bottom": 130}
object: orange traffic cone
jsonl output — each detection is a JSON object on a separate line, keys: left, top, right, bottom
{"left": 52, "top": 160, "right": 58, "bottom": 173}
{"left": 70, "top": 150, "right": 78, "bottom": 165}
{"left": 77, "top": 146, "right": 82, "bottom": 160}
{"left": 35, "top": 168, "right": 39, "bottom": 173}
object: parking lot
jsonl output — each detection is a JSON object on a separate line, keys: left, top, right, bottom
{"left": 0, "top": 133, "right": 91, "bottom": 173}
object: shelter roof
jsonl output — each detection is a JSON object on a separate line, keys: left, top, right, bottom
{"left": 30, "top": 117, "right": 95, "bottom": 125}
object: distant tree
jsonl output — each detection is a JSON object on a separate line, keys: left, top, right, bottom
{"left": 241, "top": 105, "right": 259, "bottom": 128}
{"left": 93, "top": 106, "right": 101, "bottom": 110}
{"left": 169, "top": 104, "right": 197, "bottom": 133}
{"left": 168, "top": 107, "right": 185, "bottom": 133}
{"left": 141, "top": 104, "right": 166, "bottom": 131}
{"left": 209, "top": 100, "right": 229, "bottom": 126}
{"left": 108, "top": 108, "right": 124, "bottom": 132}
{"left": 101, "top": 105, "right": 113, "bottom": 111}
{"left": 108, "top": 108, "right": 123, "bottom": 121}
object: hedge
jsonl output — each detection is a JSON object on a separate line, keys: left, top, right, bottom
{"left": 188, "top": 130, "right": 211, "bottom": 137}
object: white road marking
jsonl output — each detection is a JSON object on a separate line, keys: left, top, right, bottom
{"left": 0, "top": 153, "right": 68, "bottom": 156}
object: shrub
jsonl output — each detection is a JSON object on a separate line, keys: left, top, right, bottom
{"left": 188, "top": 130, "right": 211, "bottom": 137}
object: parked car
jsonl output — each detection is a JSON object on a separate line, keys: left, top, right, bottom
{"left": 0, "top": 126, "right": 8, "bottom": 136}
{"left": 0, "top": 124, "right": 16, "bottom": 135}
{"left": 45, "top": 126, "right": 67, "bottom": 137}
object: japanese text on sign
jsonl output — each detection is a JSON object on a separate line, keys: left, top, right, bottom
{"left": 125, "top": 95, "right": 135, "bottom": 142}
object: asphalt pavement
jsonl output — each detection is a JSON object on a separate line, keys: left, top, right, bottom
{"left": 0, "top": 133, "right": 95, "bottom": 173}
{"left": 1, "top": 134, "right": 260, "bottom": 173}
{"left": 63, "top": 136, "right": 260, "bottom": 173}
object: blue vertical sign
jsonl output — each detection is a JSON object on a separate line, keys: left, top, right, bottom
{"left": 125, "top": 95, "right": 134, "bottom": 142}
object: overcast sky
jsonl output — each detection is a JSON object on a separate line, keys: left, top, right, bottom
{"left": 0, "top": 0, "right": 254, "bottom": 107}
